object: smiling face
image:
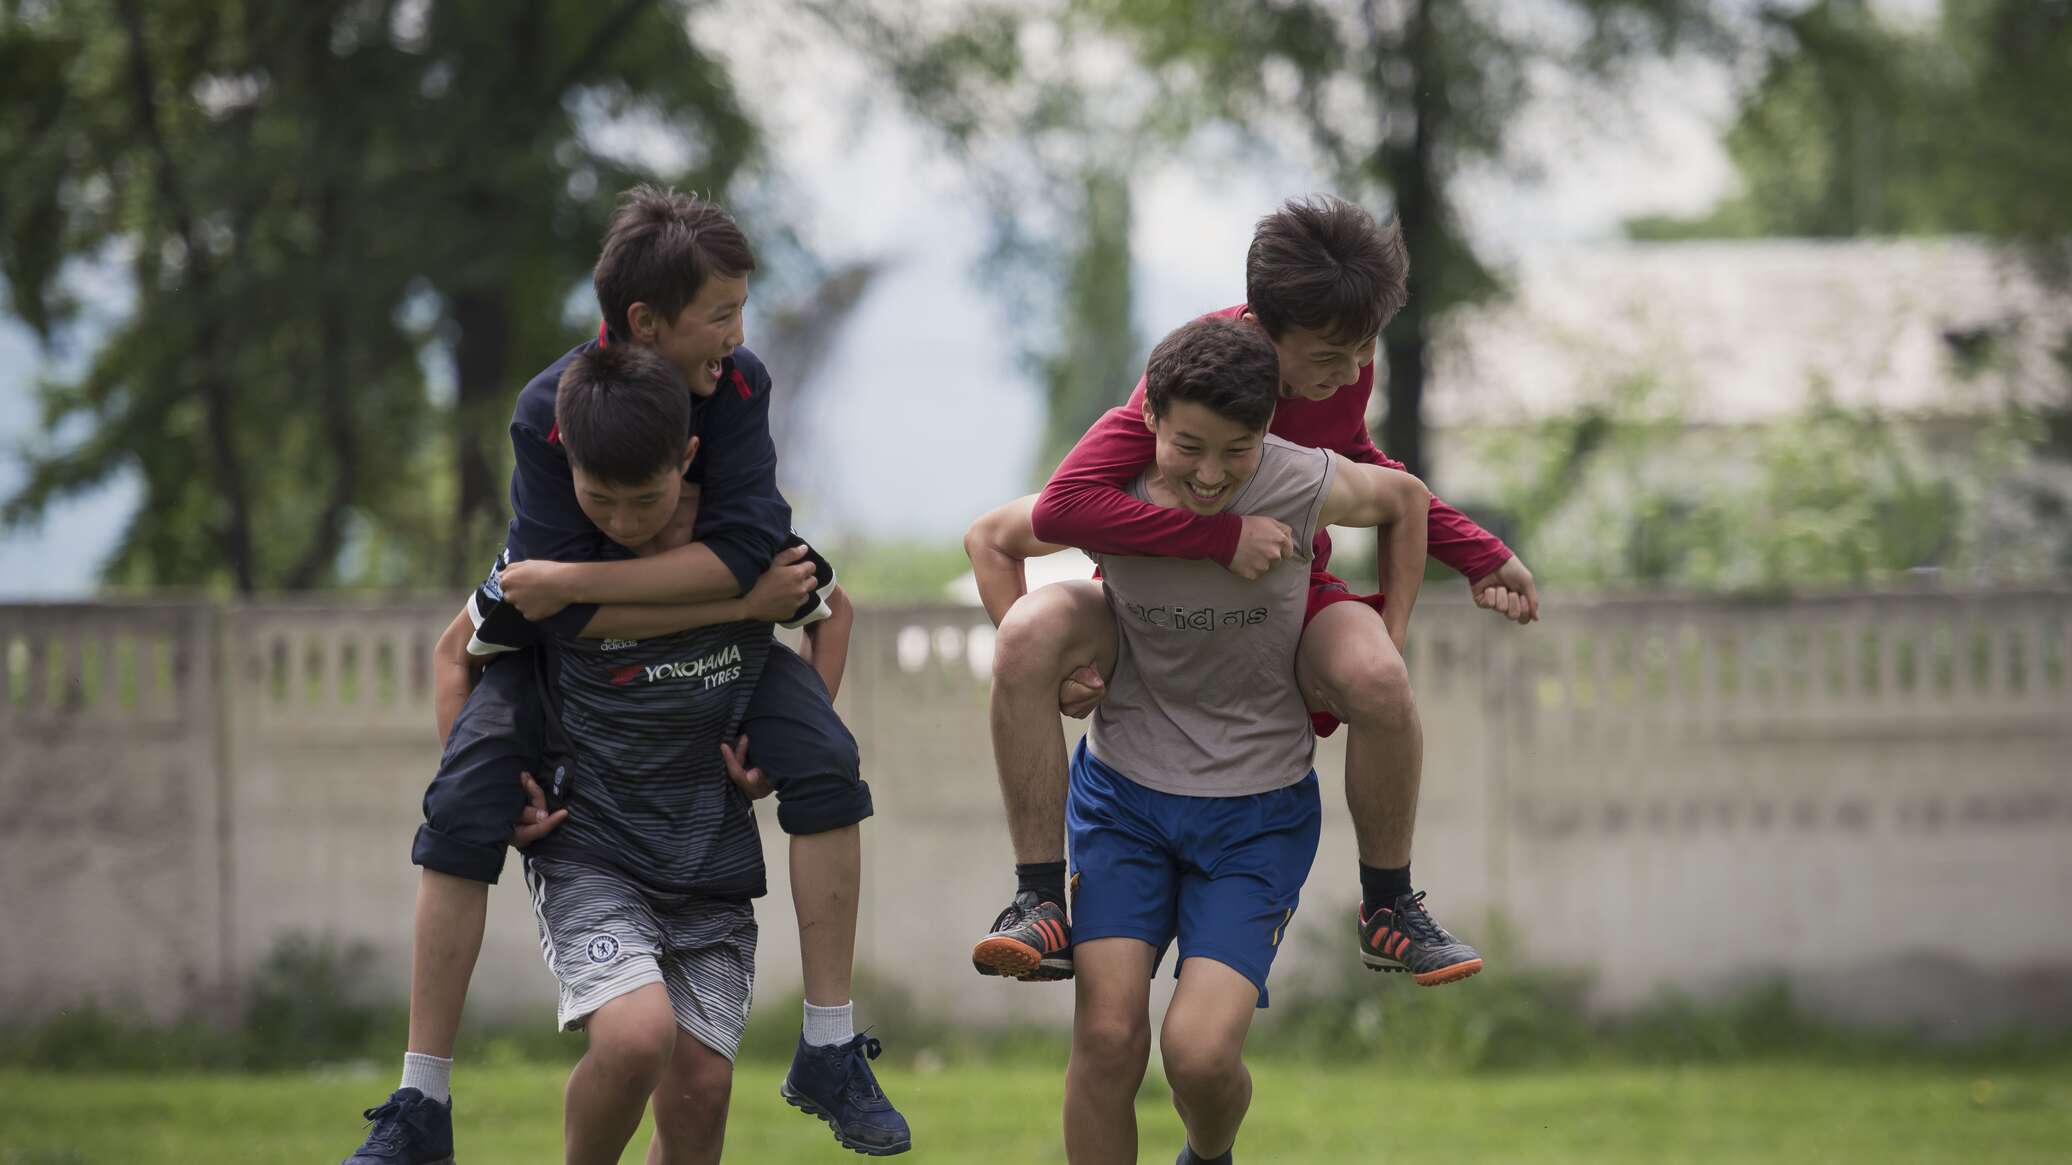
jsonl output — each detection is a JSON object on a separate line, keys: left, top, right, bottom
{"left": 631, "top": 273, "right": 747, "bottom": 397}
{"left": 1141, "top": 399, "right": 1267, "bottom": 515}
{"left": 1263, "top": 319, "right": 1378, "bottom": 401}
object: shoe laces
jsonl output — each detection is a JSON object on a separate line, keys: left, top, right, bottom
{"left": 1390, "top": 890, "right": 1448, "bottom": 944}
{"left": 838, "top": 1033, "right": 889, "bottom": 1107}
{"left": 991, "top": 891, "right": 1043, "bottom": 933}
{"left": 358, "top": 1096, "right": 413, "bottom": 1151}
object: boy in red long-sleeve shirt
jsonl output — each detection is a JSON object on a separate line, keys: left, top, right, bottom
{"left": 965, "top": 195, "right": 1540, "bottom": 988}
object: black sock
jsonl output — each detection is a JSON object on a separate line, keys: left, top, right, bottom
{"left": 1178, "top": 1145, "right": 1234, "bottom": 1165}
{"left": 1016, "top": 861, "right": 1068, "bottom": 908}
{"left": 1360, "top": 862, "right": 1412, "bottom": 916}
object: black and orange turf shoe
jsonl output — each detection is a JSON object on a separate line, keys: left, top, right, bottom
{"left": 971, "top": 890, "right": 1073, "bottom": 981}
{"left": 1359, "top": 890, "right": 1484, "bottom": 986}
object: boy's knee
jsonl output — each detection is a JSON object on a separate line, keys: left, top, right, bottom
{"left": 1075, "top": 1010, "right": 1151, "bottom": 1072}
{"left": 994, "top": 591, "right": 1086, "bottom": 687}
{"left": 652, "top": 1054, "right": 732, "bottom": 1149}
{"left": 588, "top": 1022, "right": 676, "bottom": 1091}
{"left": 1331, "top": 651, "right": 1415, "bottom": 728}
{"left": 1160, "top": 1034, "right": 1243, "bottom": 1100}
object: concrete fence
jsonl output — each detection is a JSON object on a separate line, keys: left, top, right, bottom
{"left": 3, "top": 591, "right": 2069, "bottom": 1037}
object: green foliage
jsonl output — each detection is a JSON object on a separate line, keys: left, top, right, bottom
{"left": 1635, "top": 0, "right": 2072, "bottom": 260}
{"left": 1461, "top": 367, "right": 2049, "bottom": 590}
{"left": 0, "top": 0, "right": 760, "bottom": 591}
{"left": 844, "top": 0, "right": 1729, "bottom": 493}
{"left": 1262, "top": 919, "right": 2072, "bottom": 1073}
{"left": 1074, "top": 0, "right": 1726, "bottom": 479}
{"left": 12, "top": 929, "right": 2067, "bottom": 1079}
{"left": 1035, "top": 167, "right": 1141, "bottom": 477}
{"left": 0, "top": 932, "right": 579, "bottom": 1073}
{"left": 239, "top": 935, "right": 397, "bottom": 1070}
{"left": 1628, "top": 0, "right": 2072, "bottom": 537}
{"left": 819, "top": 538, "right": 972, "bottom": 604}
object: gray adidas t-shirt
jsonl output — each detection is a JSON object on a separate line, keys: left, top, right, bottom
{"left": 526, "top": 621, "right": 773, "bottom": 899}
{"left": 1087, "top": 435, "right": 1338, "bottom": 797}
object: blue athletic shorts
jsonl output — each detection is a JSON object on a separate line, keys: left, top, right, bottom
{"left": 1066, "top": 739, "right": 1322, "bottom": 1007}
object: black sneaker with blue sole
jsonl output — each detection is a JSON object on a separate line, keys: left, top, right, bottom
{"left": 780, "top": 1032, "right": 912, "bottom": 1156}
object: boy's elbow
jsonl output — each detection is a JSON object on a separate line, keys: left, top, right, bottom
{"left": 1028, "top": 491, "right": 1067, "bottom": 543}
{"left": 434, "top": 621, "right": 471, "bottom": 665}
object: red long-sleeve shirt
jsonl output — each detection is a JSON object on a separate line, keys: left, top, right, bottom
{"left": 1031, "top": 305, "right": 1513, "bottom": 581}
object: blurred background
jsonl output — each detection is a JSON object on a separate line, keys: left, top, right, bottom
{"left": 2, "top": 0, "right": 2068, "bottom": 1161}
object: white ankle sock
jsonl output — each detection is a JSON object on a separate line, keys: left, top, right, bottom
{"left": 803, "top": 1000, "right": 855, "bottom": 1047}
{"left": 400, "top": 1052, "right": 454, "bottom": 1104}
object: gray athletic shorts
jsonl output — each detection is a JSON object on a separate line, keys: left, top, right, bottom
{"left": 523, "top": 857, "right": 758, "bottom": 1060}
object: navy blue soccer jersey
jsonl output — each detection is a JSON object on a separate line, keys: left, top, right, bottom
{"left": 476, "top": 340, "right": 794, "bottom": 645}
{"left": 521, "top": 618, "right": 774, "bottom": 900}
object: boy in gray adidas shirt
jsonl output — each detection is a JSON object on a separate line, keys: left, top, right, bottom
{"left": 967, "top": 317, "right": 1430, "bottom": 1165}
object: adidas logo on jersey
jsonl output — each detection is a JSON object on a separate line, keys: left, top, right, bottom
{"left": 1118, "top": 599, "right": 1269, "bottom": 631}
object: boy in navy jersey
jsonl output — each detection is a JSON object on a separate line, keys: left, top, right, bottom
{"left": 343, "top": 190, "right": 906, "bottom": 1163}
{"left": 529, "top": 343, "right": 780, "bottom": 1164}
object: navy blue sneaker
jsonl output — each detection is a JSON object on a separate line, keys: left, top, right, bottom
{"left": 780, "top": 1032, "right": 912, "bottom": 1156}
{"left": 341, "top": 1087, "right": 454, "bottom": 1164}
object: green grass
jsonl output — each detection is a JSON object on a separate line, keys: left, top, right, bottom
{"left": 4, "top": 1058, "right": 2068, "bottom": 1164}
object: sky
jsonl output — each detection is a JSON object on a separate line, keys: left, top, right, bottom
{"left": 0, "top": 11, "right": 1740, "bottom": 598}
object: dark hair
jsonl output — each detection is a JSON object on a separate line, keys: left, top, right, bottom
{"left": 555, "top": 343, "right": 690, "bottom": 487}
{"left": 1144, "top": 317, "right": 1280, "bottom": 432}
{"left": 594, "top": 185, "right": 757, "bottom": 343}
{"left": 1246, "top": 194, "right": 1408, "bottom": 345}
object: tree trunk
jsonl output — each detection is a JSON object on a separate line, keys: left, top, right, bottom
{"left": 115, "top": 0, "right": 257, "bottom": 592}
{"left": 451, "top": 290, "right": 511, "bottom": 586}
{"left": 1377, "top": 0, "right": 1440, "bottom": 485}
{"left": 285, "top": 182, "right": 357, "bottom": 589}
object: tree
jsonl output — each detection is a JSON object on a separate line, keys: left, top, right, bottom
{"left": 1630, "top": 0, "right": 2072, "bottom": 255}
{"left": 814, "top": 0, "right": 1149, "bottom": 486}
{"left": 1033, "top": 167, "right": 1139, "bottom": 475}
{"left": 832, "top": 0, "right": 1723, "bottom": 510}
{"left": 1, "top": 0, "right": 757, "bottom": 591}
{"left": 1630, "top": 0, "right": 2072, "bottom": 568}
{"left": 1075, "top": 0, "right": 1725, "bottom": 483}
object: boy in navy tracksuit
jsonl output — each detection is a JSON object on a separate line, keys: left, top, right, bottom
{"left": 343, "top": 187, "right": 908, "bottom": 1163}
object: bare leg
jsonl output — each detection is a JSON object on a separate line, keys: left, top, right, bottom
{"left": 1063, "top": 937, "right": 1157, "bottom": 1164}
{"left": 406, "top": 869, "right": 490, "bottom": 1057}
{"left": 564, "top": 984, "right": 676, "bottom": 1165}
{"left": 790, "top": 825, "right": 860, "bottom": 1006}
{"left": 989, "top": 580, "right": 1115, "bottom": 864}
{"left": 1296, "top": 601, "right": 1421, "bottom": 868}
{"left": 645, "top": 1028, "right": 733, "bottom": 1165}
{"left": 1160, "top": 958, "right": 1261, "bottom": 1159}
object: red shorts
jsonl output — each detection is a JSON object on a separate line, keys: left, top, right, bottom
{"left": 1301, "top": 569, "right": 1387, "bottom": 738}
